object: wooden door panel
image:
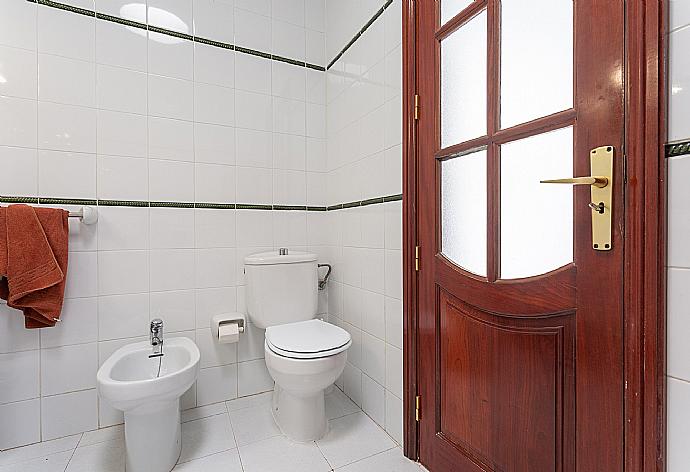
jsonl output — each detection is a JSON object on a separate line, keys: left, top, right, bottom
{"left": 438, "top": 290, "right": 574, "bottom": 472}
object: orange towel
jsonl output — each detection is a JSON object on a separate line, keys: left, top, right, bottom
{"left": 0, "top": 204, "right": 69, "bottom": 328}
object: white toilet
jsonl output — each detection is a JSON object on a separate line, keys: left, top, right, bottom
{"left": 245, "top": 250, "right": 351, "bottom": 442}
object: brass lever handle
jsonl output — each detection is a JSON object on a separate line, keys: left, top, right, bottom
{"left": 540, "top": 176, "right": 609, "bottom": 188}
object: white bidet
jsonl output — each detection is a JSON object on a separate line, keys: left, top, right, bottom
{"left": 97, "top": 337, "right": 200, "bottom": 472}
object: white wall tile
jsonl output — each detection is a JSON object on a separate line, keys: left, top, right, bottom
{"left": 0, "top": 304, "right": 40, "bottom": 354}
{"left": 668, "top": 377, "right": 690, "bottom": 471}
{"left": 148, "top": 116, "right": 194, "bottom": 161}
{"left": 149, "top": 159, "right": 195, "bottom": 201}
{"left": 97, "top": 155, "right": 149, "bottom": 200}
{"left": 669, "top": 156, "right": 690, "bottom": 267}
{"left": 272, "top": 20, "right": 305, "bottom": 62}
{"left": 150, "top": 207, "right": 195, "bottom": 249}
{"left": 96, "top": 65, "right": 147, "bottom": 114}
{"left": 150, "top": 289, "right": 196, "bottom": 333}
{"left": 39, "top": 54, "right": 95, "bottom": 107}
{"left": 235, "top": 90, "right": 273, "bottom": 132}
{"left": 193, "top": 0, "right": 235, "bottom": 44}
{"left": 148, "top": 32, "right": 194, "bottom": 80}
{"left": 148, "top": 74, "right": 194, "bottom": 121}
{"left": 235, "top": 54, "right": 272, "bottom": 94}
{"left": 195, "top": 209, "right": 236, "bottom": 248}
{"left": 238, "top": 322, "right": 266, "bottom": 362}
{"left": 272, "top": 62, "right": 306, "bottom": 101}
{"left": 98, "top": 250, "right": 149, "bottom": 295}
{"left": 196, "top": 327, "right": 237, "bottom": 368}
{"left": 64, "top": 251, "right": 98, "bottom": 299}
{"left": 195, "top": 248, "right": 237, "bottom": 288}
{"left": 237, "top": 359, "right": 273, "bottom": 397}
{"left": 40, "top": 343, "right": 97, "bottom": 396}
{"left": 97, "top": 110, "right": 147, "bottom": 158}
{"left": 195, "top": 163, "right": 236, "bottom": 203}
{"left": 150, "top": 249, "right": 196, "bottom": 291}
{"left": 40, "top": 297, "right": 98, "bottom": 348}
{"left": 236, "top": 128, "right": 272, "bottom": 168}
{"left": 272, "top": 0, "right": 305, "bottom": 27}
{"left": 148, "top": 0, "right": 193, "bottom": 34}
{"left": 38, "top": 6, "right": 95, "bottom": 61}
{"left": 41, "top": 389, "right": 98, "bottom": 440}
{"left": 195, "top": 123, "right": 235, "bottom": 165}
{"left": 195, "top": 286, "right": 237, "bottom": 329}
{"left": 197, "top": 364, "right": 237, "bottom": 405}
{"left": 0, "top": 96, "right": 37, "bottom": 148}
{"left": 98, "top": 294, "right": 149, "bottom": 341}
{"left": 95, "top": 20, "right": 147, "bottom": 72}
{"left": 0, "top": 0, "right": 37, "bottom": 52}
{"left": 384, "top": 390, "right": 403, "bottom": 444}
{"left": 361, "top": 374, "right": 385, "bottom": 426}
{"left": 0, "top": 45, "right": 37, "bottom": 99}
{"left": 237, "top": 167, "right": 273, "bottom": 204}
{"left": 0, "top": 146, "right": 38, "bottom": 197}
{"left": 0, "top": 350, "right": 39, "bottom": 404}
{"left": 235, "top": 9, "right": 271, "bottom": 53}
{"left": 38, "top": 150, "right": 96, "bottom": 199}
{"left": 194, "top": 43, "right": 235, "bottom": 88}
{"left": 0, "top": 399, "right": 40, "bottom": 450}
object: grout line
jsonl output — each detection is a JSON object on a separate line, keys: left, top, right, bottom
{"left": 26, "top": 0, "right": 325, "bottom": 72}
{"left": 62, "top": 434, "right": 81, "bottom": 472}
{"left": 326, "top": 0, "right": 394, "bottom": 70}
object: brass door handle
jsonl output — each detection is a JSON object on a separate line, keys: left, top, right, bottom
{"left": 540, "top": 176, "right": 609, "bottom": 188}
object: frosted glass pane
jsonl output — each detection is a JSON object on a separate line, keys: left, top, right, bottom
{"left": 500, "top": 0, "right": 573, "bottom": 129}
{"left": 441, "top": 0, "right": 474, "bottom": 25}
{"left": 441, "top": 150, "right": 487, "bottom": 276}
{"left": 441, "top": 11, "right": 487, "bottom": 148}
{"left": 500, "top": 128, "right": 573, "bottom": 279}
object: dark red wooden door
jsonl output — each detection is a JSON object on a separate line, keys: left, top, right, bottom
{"left": 415, "top": 1, "right": 625, "bottom": 471}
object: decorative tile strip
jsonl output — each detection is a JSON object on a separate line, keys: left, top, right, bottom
{"left": 37, "top": 0, "right": 95, "bottom": 17}
{"left": 29, "top": 0, "right": 324, "bottom": 70}
{"left": 40, "top": 197, "right": 98, "bottom": 206}
{"left": 666, "top": 140, "right": 690, "bottom": 158}
{"left": 307, "top": 206, "right": 328, "bottom": 212}
{"left": 236, "top": 203, "right": 273, "bottom": 210}
{"left": 327, "top": 0, "right": 394, "bottom": 70}
{"left": 150, "top": 201, "right": 195, "bottom": 208}
{"left": 195, "top": 202, "right": 237, "bottom": 209}
{"left": 383, "top": 194, "right": 403, "bottom": 202}
{"left": 0, "top": 196, "right": 39, "bottom": 204}
{"left": 341, "top": 201, "right": 362, "bottom": 209}
{"left": 327, "top": 204, "right": 344, "bottom": 211}
{"left": 194, "top": 36, "right": 235, "bottom": 50}
{"left": 273, "top": 205, "right": 308, "bottom": 211}
{"left": 95, "top": 12, "right": 147, "bottom": 30}
{"left": 98, "top": 199, "right": 149, "bottom": 207}
{"left": 361, "top": 197, "right": 385, "bottom": 206}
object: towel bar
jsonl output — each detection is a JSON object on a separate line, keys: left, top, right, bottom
{"left": 68, "top": 206, "right": 98, "bottom": 224}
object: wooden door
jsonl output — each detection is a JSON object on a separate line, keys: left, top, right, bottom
{"left": 415, "top": 1, "right": 625, "bottom": 471}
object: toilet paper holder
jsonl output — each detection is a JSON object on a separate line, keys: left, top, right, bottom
{"left": 211, "top": 313, "right": 245, "bottom": 340}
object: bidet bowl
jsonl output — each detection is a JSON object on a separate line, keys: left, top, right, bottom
{"left": 97, "top": 337, "right": 199, "bottom": 412}
{"left": 97, "top": 337, "right": 200, "bottom": 472}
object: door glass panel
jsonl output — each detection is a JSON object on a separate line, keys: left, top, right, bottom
{"left": 441, "top": 149, "right": 487, "bottom": 276}
{"left": 441, "top": 0, "right": 474, "bottom": 25}
{"left": 500, "top": 0, "right": 573, "bottom": 129}
{"left": 500, "top": 127, "right": 573, "bottom": 279}
{"left": 441, "top": 11, "right": 487, "bottom": 148}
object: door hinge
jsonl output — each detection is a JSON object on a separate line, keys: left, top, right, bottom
{"left": 415, "top": 246, "right": 420, "bottom": 271}
{"left": 415, "top": 395, "right": 421, "bottom": 421}
{"left": 414, "top": 94, "right": 420, "bottom": 120}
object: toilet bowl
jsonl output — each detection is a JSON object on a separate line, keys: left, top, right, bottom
{"left": 97, "top": 337, "right": 200, "bottom": 472}
{"left": 264, "top": 319, "right": 351, "bottom": 441}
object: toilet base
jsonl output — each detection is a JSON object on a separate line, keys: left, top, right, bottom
{"left": 124, "top": 399, "right": 181, "bottom": 472}
{"left": 272, "top": 384, "right": 328, "bottom": 442}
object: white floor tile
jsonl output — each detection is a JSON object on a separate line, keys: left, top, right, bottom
{"left": 66, "top": 439, "right": 125, "bottom": 472}
{"left": 173, "top": 450, "right": 243, "bottom": 471}
{"left": 239, "top": 435, "right": 331, "bottom": 472}
{"left": 325, "top": 387, "right": 360, "bottom": 420}
{"left": 228, "top": 403, "right": 281, "bottom": 446}
{"left": 316, "top": 412, "right": 396, "bottom": 468}
{"left": 334, "top": 448, "right": 421, "bottom": 471}
{"left": 181, "top": 402, "right": 227, "bottom": 423}
{"left": 0, "top": 434, "right": 79, "bottom": 466}
{"left": 179, "top": 414, "right": 236, "bottom": 463}
{"left": 77, "top": 425, "right": 123, "bottom": 447}
{"left": 0, "top": 450, "right": 72, "bottom": 472}
{"left": 225, "top": 391, "right": 272, "bottom": 412}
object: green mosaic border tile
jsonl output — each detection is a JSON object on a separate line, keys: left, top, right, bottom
{"left": 98, "top": 199, "right": 149, "bottom": 207}
{"left": 666, "top": 141, "right": 690, "bottom": 158}
{"left": 40, "top": 197, "right": 98, "bottom": 205}
{"left": 2, "top": 196, "right": 402, "bottom": 211}
{"left": 29, "top": 0, "right": 324, "bottom": 70}
{"left": 327, "top": 0, "right": 393, "bottom": 70}
{"left": 0, "top": 196, "right": 39, "bottom": 204}
{"left": 195, "top": 202, "right": 237, "bottom": 209}
{"left": 150, "top": 201, "right": 195, "bottom": 208}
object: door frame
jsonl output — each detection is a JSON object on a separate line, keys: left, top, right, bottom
{"left": 401, "top": 1, "right": 669, "bottom": 470}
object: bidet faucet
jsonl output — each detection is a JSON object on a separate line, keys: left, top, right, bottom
{"left": 150, "top": 319, "right": 164, "bottom": 356}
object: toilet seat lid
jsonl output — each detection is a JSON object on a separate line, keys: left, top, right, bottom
{"left": 265, "top": 319, "right": 351, "bottom": 359}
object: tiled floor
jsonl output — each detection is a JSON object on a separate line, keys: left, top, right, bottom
{"left": 0, "top": 389, "right": 424, "bottom": 472}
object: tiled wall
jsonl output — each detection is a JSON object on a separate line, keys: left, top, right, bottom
{"left": 668, "top": 1, "right": 690, "bottom": 470}
{"left": 0, "top": 0, "right": 333, "bottom": 450}
{"left": 324, "top": 0, "right": 404, "bottom": 444}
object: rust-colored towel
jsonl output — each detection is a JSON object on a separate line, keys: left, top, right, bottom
{"left": 0, "top": 204, "right": 69, "bottom": 328}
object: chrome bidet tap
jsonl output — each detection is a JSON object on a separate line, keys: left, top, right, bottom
{"left": 150, "top": 318, "right": 164, "bottom": 356}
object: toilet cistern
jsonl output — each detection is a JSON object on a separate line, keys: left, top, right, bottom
{"left": 150, "top": 318, "right": 164, "bottom": 356}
